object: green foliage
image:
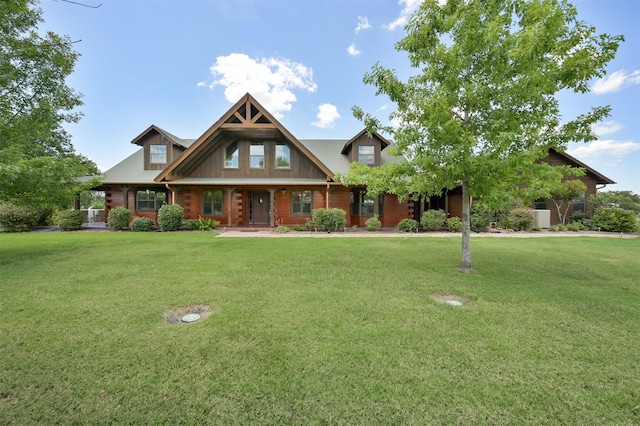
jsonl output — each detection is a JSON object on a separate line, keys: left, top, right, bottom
{"left": 0, "top": 0, "right": 101, "bottom": 209}
{"left": 420, "top": 209, "right": 446, "bottom": 231}
{"left": 347, "top": 0, "right": 621, "bottom": 269}
{"left": 312, "top": 208, "right": 346, "bottom": 232}
{"left": 79, "top": 191, "right": 105, "bottom": 209}
{"left": 276, "top": 225, "right": 290, "bottom": 233}
{"left": 52, "top": 209, "right": 83, "bottom": 231}
{"left": 589, "top": 191, "right": 640, "bottom": 213}
{"left": 304, "top": 218, "right": 316, "bottom": 231}
{"left": 549, "top": 224, "right": 567, "bottom": 232}
{"left": 549, "top": 180, "right": 588, "bottom": 225}
{"left": 180, "top": 219, "right": 199, "bottom": 231}
{"left": 445, "top": 217, "right": 463, "bottom": 232}
{"left": 293, "top": 224, "right": 305, "bottom": 232}
{"left": 566, "top": 221, "right": 586, "bottom": 232}
{"left": 157, "top": 204, "right": 184, "bottom": 232}
{"left": 107, "top": 206, "right": 131, "bottom": 231}
{"left": 365, "top": 214, "right": 382, "bottom": 231}
{"left": 196, "top": 216, "right": 220, "bottom": 231}
{"left": 504, "top": 208, "right": 535, "bottom": 231}
{"left": 592, "top": 207, "right": 639, "bottom": 233}
{"left": 396, "top": 218, "right": 419, "bottom": 233}
{"left": 470, "top": 204, "right": 494, "bottom": 233}
{"left": 130, "top": 216, "right": 155, "bottom": 232}
{"left": 0, "top": 202, "right": 39, "bottom": 232}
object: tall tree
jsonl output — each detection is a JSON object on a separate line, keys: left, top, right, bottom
{"left": 344, "top": 0, "right": 622, "bottom": 271}
{"left": 0, "top": 0, "right": 99, "bottom": 209}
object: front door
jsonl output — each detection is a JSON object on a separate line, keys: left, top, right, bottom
{"left": 249, "top": 191, "right": 270, "bottom": 224}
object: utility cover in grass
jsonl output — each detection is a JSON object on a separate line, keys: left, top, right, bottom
{"left": 164, "top": 304, "right": 212, "bottom": 324}
{"left": 182, "top": 313, "right": 201, "bottom": 323}
{"left": 432, "top": 294, "right": 467, "bottom": 307}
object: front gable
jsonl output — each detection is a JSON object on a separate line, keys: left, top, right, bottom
{"left": 155, "top": 93, "right": 334, "bottom": 183}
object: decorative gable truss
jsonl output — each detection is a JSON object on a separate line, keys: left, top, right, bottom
{"left": 155, "top": 93, "right": 334, "bottom": 183}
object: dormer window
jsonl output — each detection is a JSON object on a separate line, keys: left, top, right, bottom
{"left": 358, "top": 146, "right": 375, "bottom": 164}
{"left": 150, "top": 145, "right": 167, "bottom": 163}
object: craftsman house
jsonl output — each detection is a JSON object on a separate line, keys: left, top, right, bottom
{"left": 99, "top": 93, "right": 614, "bottom": 228}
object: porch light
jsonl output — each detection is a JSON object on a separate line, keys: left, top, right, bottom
{"left": 281, "top": 189, "right": 286, "bottom": 196}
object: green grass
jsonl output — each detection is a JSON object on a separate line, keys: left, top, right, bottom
{"left": 1, "top": 233, "right": 639, "bottom": 424}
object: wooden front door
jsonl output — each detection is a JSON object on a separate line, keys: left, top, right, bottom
{"left": 249, "top": 191, "right": 270, "bottom": 224}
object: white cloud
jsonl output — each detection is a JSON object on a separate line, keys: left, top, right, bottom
{"left": 568, "top": 139, "right": 640, "bottom": 159}
{"left": 591, "top": 120, "right": 623, "bottom": 137}
{"left": 355, "top": 16, "right": 371, "bottom": 34}
{"left": 347, "top": 43, "right": 361, "bottom": 57}
{"left": 384, "top": 0, "right": 422, "bottom": 31}
{"left": 203, "top": 53, "right": 317, "bottom": 118}
{"left": 591, "top": 69, "right": 640, "bottom": 95}
{"left": 312, "top": 103, "right": 341, "bottom": 129}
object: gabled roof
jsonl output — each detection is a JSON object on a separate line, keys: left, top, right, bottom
{"left": 155, "top": 93, "right": 335, "bottom": 182}
{"left": 301, "top": 139, "right": 402, "bottom": 176}
{"left": 131, "top": 124, "right": 195, "bottom": 149}
{"left": 102, "top": 149, "right": 160, "bottom": 185}
{"left": 550, "top": 148, "right": 615, "bottom": 185}
{"left": 341, "top": 128, "right": 391, "bottom": 154}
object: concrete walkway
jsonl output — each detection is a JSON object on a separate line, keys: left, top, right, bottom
{"left": 217, "top": 229, "right": 638, "bottom": 238}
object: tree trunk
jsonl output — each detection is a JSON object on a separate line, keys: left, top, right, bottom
{"left": 459, "top": 178, "right": 473, "bottom": 272}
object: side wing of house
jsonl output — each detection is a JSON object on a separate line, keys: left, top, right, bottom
{"left": 535, "top": 148, "right": 615, "bottom": 225}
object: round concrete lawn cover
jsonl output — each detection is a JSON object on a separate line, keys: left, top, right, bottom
{"left": 181, "top": 313, "right": 201, "bottom": 323}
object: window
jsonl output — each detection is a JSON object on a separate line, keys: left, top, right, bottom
{"left": 276, "top": 143, "right": 290, "bottom": 168}
{"left": 150, "top": 145, "right": 167, "bottom": 163}
{"left": 291, "top": 190, "right": 312, "bottom": 216}
{"left": 225, "top": 142, "right": 239, "bottom": 168}
{"left": 358, "top": 146, "right": 375, "bottom": 164}
{"left": 202, "top": 190, "right": 223, "bottom": 216}
{"left": 571, "top": 193, "right": 586, "bottom": 214}
{"left": 250, "top": 143, "right": 264, "bottom": 168}
{"left": 136, "top": 189, "right": 167, "bottom": 211}
{"left": 350, "top": 189, "right": 383, "bottom": 216}
{"left": 534, "top": 199, "right": 547, "bottom": 210}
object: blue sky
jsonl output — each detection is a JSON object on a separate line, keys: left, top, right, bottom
{"left": 39, "top": 0, "right": 639, "bottom": 194}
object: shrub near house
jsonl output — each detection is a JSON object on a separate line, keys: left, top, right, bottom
{"left": 53, "top": 210, "right": 83, "bottom": 231}
{"left": 107, "top": 206, "right": 131, "bottom": 230}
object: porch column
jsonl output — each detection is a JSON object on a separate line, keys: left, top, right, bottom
{"left": 225, "top": 187, "right": 235, "bottom": 227}
{"left": 444, "top": 191, "right": 449, "bottom": 216}
{"left": 325, "top": 183, "right": 330, "bottom": 209}
{"left": 121, "top": 185, "right": 130, "bottom": 209}
{"left": 267, "top": 187, "right": 276, "bottom": 227}
{"left": 165, "top": 184, "right": 176, "bottom": 205}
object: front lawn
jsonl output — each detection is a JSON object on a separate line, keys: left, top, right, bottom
{"left": 1, "top": 233, "right": 638, "bottom": 424}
